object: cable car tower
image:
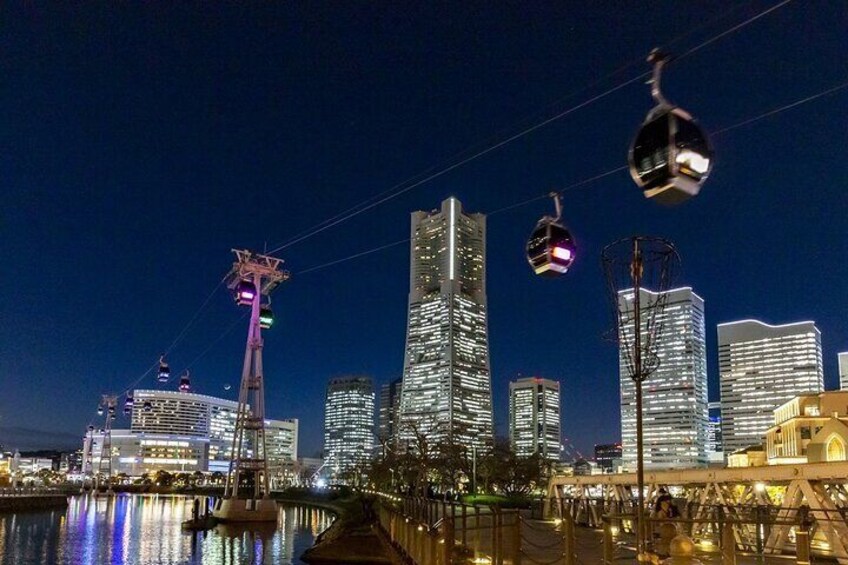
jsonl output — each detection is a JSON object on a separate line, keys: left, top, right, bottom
{"left": 214, "top": 249, "right": 289, "bottom": 522}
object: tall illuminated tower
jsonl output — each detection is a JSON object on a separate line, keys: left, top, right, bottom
{"left": 619, "top": 287, "right": 709, "bottom": 470}
{"left": 718, "top": 320, "right": 823, "bottom": 454}
{"left": 398, "top": 197, "right": 493, "bottom": 451}
{"left": 323, "top": 377, "right": 374, "bottom": 482}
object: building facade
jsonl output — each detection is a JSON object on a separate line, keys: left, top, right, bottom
{"left": 323, "top": 377, "right": 374, "bottom": 481}
{"left": 82, "top": 389, "right": 297, "bottom": 478}
{"left": 765, "top": 391, "right": 848, "bottom": 465}
{"left": 840, "top": 352, "right": 848, "bottom": 391}
{"left": 718, "top": 320, "right": 823, "bottom": 455}
{"left": 594, "top": 443, "right": 623, "bottom": 473}
{"left": 378, "top": 378, "right": 403, "bottom": 448}
{"left": 707, "top": 401, "right": 724, "bottom": 465}
{"left": 619, "top": 287, "right": 709, "bottom": 470}
{"left": 132, "top": 389, "right": 240, "bottom": 472}
{"left": 399, "top": 197, "right": 494, "bottom": 451}
{"left": 509, "top": 377, "right": 561, "bottom": 460}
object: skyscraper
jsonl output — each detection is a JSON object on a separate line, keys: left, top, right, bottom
{"left": 840, "top": 352, "right": 848, "bottom": 391}
{"left": 323, "top": 377, "right": 374, "bottom": 481}
{"left": 718, "top": 320, "right": 823, "bottom": 455}
{"left": 509, "top": 377, "right": 561, "bottom": 460}
{"left": 398, "top": 197, "right": 493, "bottom": 451}
{"left": 619, "top": 287, "right": 708, "bottom": 470}
{"left": 378, "top": 378, "right": 403, "bottom": 447}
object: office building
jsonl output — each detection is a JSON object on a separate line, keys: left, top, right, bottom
{"left": 378, "top": 378, "right": 403, "bottom": 447}
{"left": 399, "top": 197, "right": 494, "bottom": 451}
{"left": 509, "top": 377, "right": 561, "bottom": 460}
{"left": 323, "top": 377, "right": 374, "bottom": 480}
{"left": 840, "top": 352, "right": 848, "bottom": 391}
{"left": 594, "top": 443, "right": 623, "bottom": 473}
{"left": 265, "top": 418, "right": 299, "bottom": 470}
{"left": 718, "top": 320, "right": 823, "bottom": 455}
{"left": 619, "top": 287, "right": 709, "bottom": 470}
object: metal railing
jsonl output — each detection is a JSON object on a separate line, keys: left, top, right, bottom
{"left": 377, "top": 496, "right": 522, "bottom": 564}
{"left": 0, "top": 486, "right": 64, "bottom": 497}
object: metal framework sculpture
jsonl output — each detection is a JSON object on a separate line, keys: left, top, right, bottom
{"left": 601, "top": 236, "right": 680, "bottom": 558}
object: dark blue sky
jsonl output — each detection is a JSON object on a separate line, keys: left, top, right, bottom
{"left": 2, "top": 2, "right": 847, "bottom": 457}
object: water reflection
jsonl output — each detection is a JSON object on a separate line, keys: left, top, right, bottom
{"left": 0, "top": 495, "right": 333, "bottom": 565}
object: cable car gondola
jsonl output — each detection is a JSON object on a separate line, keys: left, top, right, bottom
{"left": 157, "top": 355, "right": 170, "bottom": 383}
{"left": 259, "top": 305, "right": 274, "bottom": 329}
{"left": 97, "top": 405, "right": 104, "bottom": 417}
{"left": 143, "top": 401, "right": 152, "bottom": 413}
{"left": 235, "top": 279, "right": 257, "bottom": 306}
{"left": 526, "top": 193, "right": 577, "bottom": 277}
{"left": 628, "top": 49, "right": 713, "bottom": 206}
{"left": 179, "top": 370, "right": 191, "bottom": 393}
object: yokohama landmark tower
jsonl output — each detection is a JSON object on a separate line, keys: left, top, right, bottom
{"left": 399, "top": 197, "right": 494, "bottom": 451}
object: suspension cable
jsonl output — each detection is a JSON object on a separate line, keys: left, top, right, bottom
{"left": 291, "top": 76, "right": 846, "bottom": 275}
{"left": 264, "top": 0, "right": 795, "bottom": 255}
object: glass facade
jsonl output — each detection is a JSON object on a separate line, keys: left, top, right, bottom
{"left": 378, "top": 378, "right": 403, "bottom": 447}
{"left": 509, "top": 377, "right": 561, "bottom": 460}
{"left": 619, "top": 287, "right": 709, "bottom": 470}
{"left": 399, "top": 197, "right": 493, "bottom": 451}
{"left": 718, "top": 320, "right": 823, "bottom": 455}
{"left": 839, "top": 352, "right": 848, "bottom": 391}
{"left": 323, "top": 377, "right": 374, "bottom": 481}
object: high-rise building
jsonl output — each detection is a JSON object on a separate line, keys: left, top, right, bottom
{"left": 619, "top": 287, "right": 709, "bottom": 470}
{"left": 323, "top": 377, "right": 374, "bottom": 481}
{"left": 265, "top": 418, "right": 298, "bottom": 469}
{"left": 509, "top": 377, "right": 561, "bottom": 460}
{"left": 594, "top": 443, "right": 623, "bottom": 473}
{"left": 131, "top": 389, "right": 240, "bottom": 473}
{"left": 718, "top": 320, "right": 823, "bottom": 455}
{"left": 839, "top": 352, "right": 848, "bottom": 391}
{"left": 378, "top": 378, "right": 403, "bottom": 447}
{"left": 707, "top": 401, "right": 724, "bottom": 465}
{"left": 399, "top": 197, "right": 493, "bottom": 451}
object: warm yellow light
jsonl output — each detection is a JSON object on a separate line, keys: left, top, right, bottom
{"left": 610, "top": 526, "right": 620, "bottom": 536}
{"left": 699, "top": 539, "right": 714, "bottom": 548}
{"left": 471, "top": 558, "right": 492, "bottom": 565}
{"left": 754, "top": 482, "right": 766, "bottom": 493}
{"left": 553, "top": 518, "right": 563, "bottom": 526}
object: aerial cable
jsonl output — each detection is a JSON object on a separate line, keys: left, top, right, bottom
{"left": 264, "top": 0, "right": 794, "bottom": 255}
{"left": 492, "top": 77, "right": 848, "bottom": 216}
{"left": 106, "top": 279, "right": 224, "bottom": 399}
{"left": 292, "top": 76, "right": 847, "bottom": 275}
{"left": 162, "top": 279, "right": 225, "bottom": 357}
{"left": 296, "top": 239, "right": 411, "bottom": 275}
{"left": 178, "top": 311, "right": 249, "bottom": 375}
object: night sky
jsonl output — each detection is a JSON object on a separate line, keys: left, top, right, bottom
{"left": 2, "top": 2, "right": 847, "bottom": 458}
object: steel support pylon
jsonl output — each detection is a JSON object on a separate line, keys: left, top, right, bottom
{"left": 215, "top": 249, "right": 289, "bottom": 522}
